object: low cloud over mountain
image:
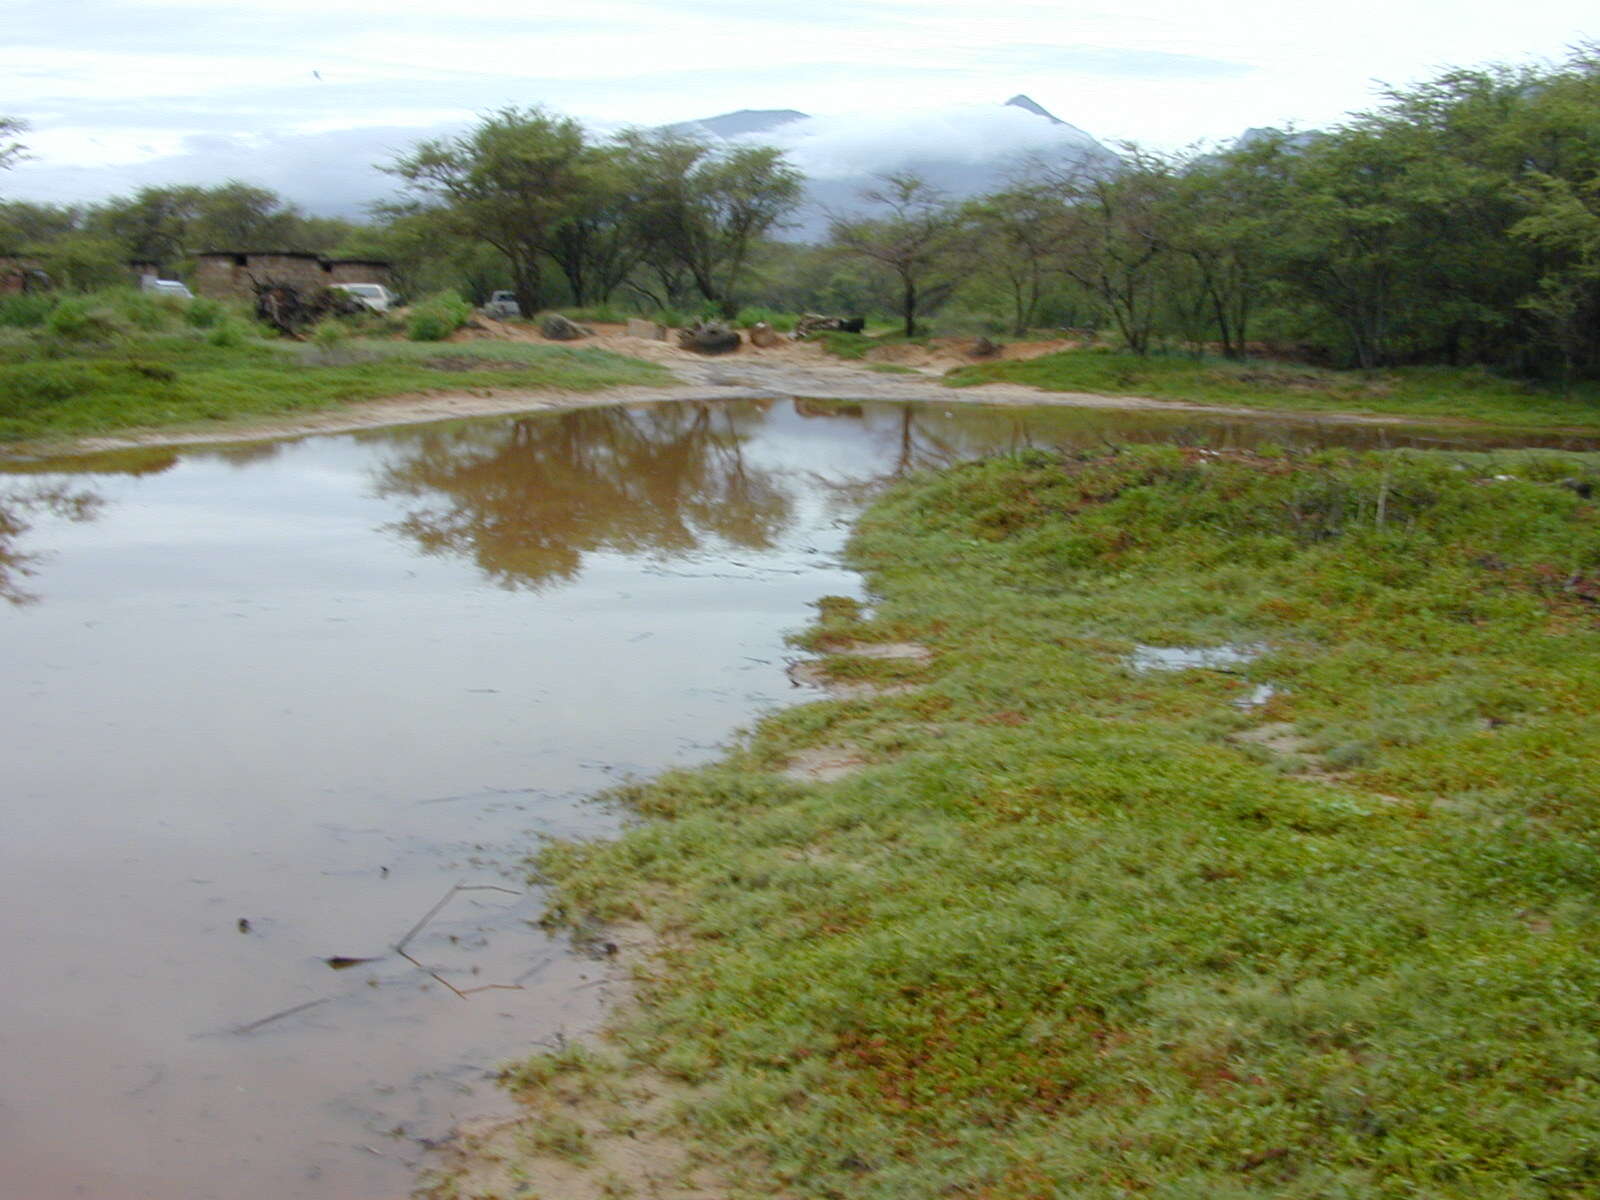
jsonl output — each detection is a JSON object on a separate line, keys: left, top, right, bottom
{"left": 676, "top": 96, "right": 1120, "bottom": 240}
{"left": 5, "top": 95, "right": 1117, "bottom": 240}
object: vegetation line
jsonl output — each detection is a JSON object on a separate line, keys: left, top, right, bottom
{"left": 442, "top": 444, "right": 1600, "bottom": 1199}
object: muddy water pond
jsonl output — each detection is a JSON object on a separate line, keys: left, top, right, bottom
{"left": 2, "top": 398, "right": 1594, "bottom": 1200}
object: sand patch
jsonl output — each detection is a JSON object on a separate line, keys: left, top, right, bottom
{"left": 781, "top": 745, "right": 870, "bottom": 782}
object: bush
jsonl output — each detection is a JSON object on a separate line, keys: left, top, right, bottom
{"left": 45, "top": 298, "right": 125, "bottom": 343}
{"left": 562, "top": 304, "right": 631, "bottom": 325}
{"left": 120, "top": 292, "right": 181, "bottom": 332}
{"left": 650, "top": 308, "right": 691, "bottom": 329}
{"left": 207, "top": 317, "right": 250, "bottom": 348}
{"left": 309, "top": 319, "right": 350, "bottom": 359}
{"left": 0, "top": 293, "right": 56, "bottom": 328}
{"left": 407, "top": 291, "right": 474, "bottom": 342}
{"left": 735, "top": 306, "right": 796, "bottom": 332}
{"left": 184, "top": 297, "right": 226, "bottom": 329}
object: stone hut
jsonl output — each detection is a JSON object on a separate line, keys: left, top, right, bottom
{"left": 193, "top": 251, "right": 394, "bottom": 303}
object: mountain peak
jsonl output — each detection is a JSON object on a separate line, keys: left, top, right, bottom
{"left": 664, "top": 109, "right": 810, "bottom": 140}
{"left": 1004, "top": 94, "right": 1064, "bottom": 125}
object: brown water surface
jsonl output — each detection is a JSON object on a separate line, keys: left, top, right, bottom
{"left": 2, "top": 398, "right": 1593, "bottom": 1200}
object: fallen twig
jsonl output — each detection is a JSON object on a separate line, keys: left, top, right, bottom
{"left": 234, "top": 997, "right": 332, "bottom": 1034}
{"left": 394, "top": 882, "right": 523, "bottom": 955}
{"left": 398, "top": 948, "right": 469, "bottom": 999}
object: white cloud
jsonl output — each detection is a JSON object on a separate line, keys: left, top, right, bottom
{"left": 2, "top": 0, "right": 1595, "bottom": 211}
{"left": 753, "top": 104, "right": 1105, "bottom": 181}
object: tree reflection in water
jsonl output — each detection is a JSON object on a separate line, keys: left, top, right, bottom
{"left": 0, "top": 483, "right": 104, "bottom": 605}
{"left": 372, "top": 403, "right": 794, "bottom": 590}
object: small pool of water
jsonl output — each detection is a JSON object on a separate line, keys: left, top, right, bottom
{"left": 2, "top": 397, "right": 1590, "bottom": 1199}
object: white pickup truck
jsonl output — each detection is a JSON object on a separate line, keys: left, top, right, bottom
{"left": 481, "top": 290, "right": 523, "bottom": 319}
{"left": 330, "top": 283, "right": 398, "bottom": 313}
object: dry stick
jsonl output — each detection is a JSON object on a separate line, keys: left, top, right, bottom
{"left": 234, "top": 997, "right": 332, "bottom": 1034}
{"left": 392, "top": 881, "right": 527, "bottom": 999}
{"left": 394, "top": 884, "right": 466, "bottom": 955}
{"left": 398, "top": 948, "right": 470, "bottom": 1000}
{"left": 459, "top": 983, "right": 525, "bottom": 996}
{"left": 394, "top": 882, "right": 524, "bottom": 955}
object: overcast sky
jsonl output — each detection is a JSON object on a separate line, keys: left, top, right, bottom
{"left": 4, "top": 0, "right": 1596, "bottom": 214}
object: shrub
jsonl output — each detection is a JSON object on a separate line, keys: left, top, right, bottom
{"left": 650, "top": 308, "right": 691, "bottom": 329}
{"left": 735, "top": 306, "right": 796, "bottom": 332}
{"left": 207, "top": 317, "right": 250, "bottom": 348}
{"left": 120, "top": 292, "right": 179, "bottom": 332}
{"left": 0, "top": 293, "right": 56, "bottom": 328}
{"left": 562, "top": 304, "right": 631, "bottom": 325}
{"left": 407, "top": 291, "right": 474, "bottom": 342}
{"left": 309, "top": 319, "right": 350, "bottom": 359}
{"left": 184, "top": 297, "right": 226, "bottom": 329}
{"left": 45, "top": 298, "right": 125, "bottom": 343}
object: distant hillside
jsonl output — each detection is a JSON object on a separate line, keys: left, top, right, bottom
{"left": 663, "top": 109, "right": 810, "bottom": 140}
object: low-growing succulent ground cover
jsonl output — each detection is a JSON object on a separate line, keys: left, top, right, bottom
{"left": 453, "top": 445, "right": 1600, "bottom": 1199}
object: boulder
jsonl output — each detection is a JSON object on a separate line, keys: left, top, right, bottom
{"left": 970, "top": 337, "right": 1000, "bottom": 357}
{"left": 625, "top": 318, "right": 668, "bottom": 341}
{"left": 747, "top": 321, "right": 781, "bottom": 348}
{"left": 794, "top": 313, "right": 866, "bottom": 338}
{"left": 541, "top": 313, "right": 592, "bottom": 341}
{"left": 677, "top": 321, "right": 742, "bottom": 355}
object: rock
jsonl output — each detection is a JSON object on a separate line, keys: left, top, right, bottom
{"left": 970, "top": 336, "right": 1000, "bottom": 357}
{"left": 794, "top": 313, "right": 865, "bottom": 338}
{"left": 625, "top": 318, "right": 668, "bottom": 341}
{"left": 747, "top": 321, "right": 781, "bottom": 347}
{"left": 1559, "top": 477, "right": 1594, "bottom": 499}
{"left": 677, "top": 321, "right": 742, "bottom": 355}
{"left": 540, "top": 313, "right": 591, "bottom": 341}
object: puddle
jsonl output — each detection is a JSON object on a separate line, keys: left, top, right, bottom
{"left": 1, "top": 398, "right": 1590, "bottom": 1199}
{"left": 1234, "top": 682, "right": 1280, "bottom": 709}
{"left": 1129, "top": 642, "right": 1267, "bottom": 673}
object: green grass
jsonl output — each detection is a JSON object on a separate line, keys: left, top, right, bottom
{"left": 945, "top": 349, "right": 1600, "bottom": 430}
{"left": 817, "top": 331, "right": 929, "bottom": 360}
{"left": 511, "top": 444, "right": 1600, "bottom": 1198}
{"left": 0, "top": 332, "right": 672, "bottom": 444}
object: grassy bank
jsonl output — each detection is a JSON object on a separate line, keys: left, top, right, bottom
{"left": 0, "top": 328, "right": 672, "bottom": 445}
{"left": 484, "top": 445, "right": 1600, "bottom": 1198}
{"left": 945, "top": 351, "right": 1600, "bottom": 430}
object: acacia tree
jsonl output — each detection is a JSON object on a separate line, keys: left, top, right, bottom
{"left": 385, "top": 108, "right": 591, "bottom": 315}
{"left": 966, "top": 183, "right": 1067, "bottom": 335}
{"left": 0, "top": 117, "right": 26, "bottom": 178}
{"left": 1161, "top": 138, "right": 1295, "bottom": 359}
{"left": 1045, "top": 153, "right": 1173, "bottom": 355}
{"left": 828, "top": 173, "right": 970, "bottom": 337}
{"left": 544, "top": 145, "right": 643, "bottom": 306}
{"left": 1514, "top": 173, "right": 1600, "bottom": 378}
{"left": 620, "top": 130, "right": 803, "bottom": 316}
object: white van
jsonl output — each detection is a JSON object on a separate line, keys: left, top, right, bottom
{"left": 330, "top": 283, "right": 398, "bottom": 313}
{"left": 140, "top": 276, "right": 194, "bottom": 299}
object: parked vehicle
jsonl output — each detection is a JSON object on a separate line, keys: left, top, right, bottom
{"left": 482, "top": 290, "right": 522, "bottom": 319}
{"left": 329, "top": 282, "right": 398, "bottom": 313}
{"left": 140, "top": 276, "right": 193, "bottom": 299}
